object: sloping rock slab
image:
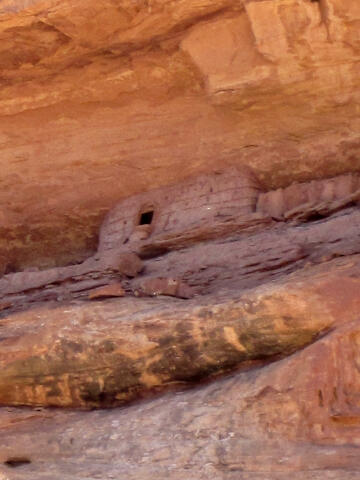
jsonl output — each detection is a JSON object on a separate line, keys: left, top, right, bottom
{"left": 2, "top": 291, "right": 360, "bottom": 479}
{"left": 0, "top": 256, "right": 360, "bottom": 408}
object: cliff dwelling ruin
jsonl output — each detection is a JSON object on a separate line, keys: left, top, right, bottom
{"left": 1, "top": 166, "right": 360, "bottom": 324}
{"left": 1, "top": 0, "right": 360, "bottom": 478}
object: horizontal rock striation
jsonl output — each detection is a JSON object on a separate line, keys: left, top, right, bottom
{"left": 257, "top": 172, "right": 360, "bottom": 220}
{"left": 2, "top": 169, "right": 360, "bottom": 314}
{"left": 0, "top": 257, "right": 358, "bottom": 408}
{"left": 2, "top": 307, "right": 360, "bottom": 479}
{"left": 1, "top": 161, "right": 360, "bottom": 409}
{"left": 0, "top": 0, "right": 359, "bottom": 268}
{"left": 0, "top": 1, "right": 360, "bottom": 476}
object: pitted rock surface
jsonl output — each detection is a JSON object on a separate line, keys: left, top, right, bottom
{"left": 0, "top": 256, "right": 359, "bottom": 409}
{"left": 2, "top": 261, "right": 360, "bottom": 478}
{"left": 0, "top": 0, "right": 359, "bottom": 268}
{"left": 0, "top": 1, "right": 360, "bottom": 479}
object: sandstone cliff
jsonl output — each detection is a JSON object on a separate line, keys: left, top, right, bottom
{"left": 0, "top": 0, "right": 359, "bottom": 268}
{"left": 0, "top": 1, "right": 360, "bottom": 479}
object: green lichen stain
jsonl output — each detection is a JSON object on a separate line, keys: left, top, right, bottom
{"left": 0, "top": 305, "right": 324, "bottom": 408}
{"left": 148, "top": 321, "right": 248, "bottom": 383}
{"left": 79, "top": 357, "right": 143, "bottom": 407}
{"left": 0, "top": 338, "right": 145, "bottom": 407}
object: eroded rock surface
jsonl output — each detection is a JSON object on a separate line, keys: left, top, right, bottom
{"left": 0, "top": 0, "right": 359, "bottom": 268}
{"left": 0, "top": 256, "right": 358, "bottom": 409}
{"left": 2, "top": 261, "right": 360, "bottom": 478}
{"left": 2, "top": 169, "right": 360, "bottom": 315}
{"left": 1, "top": 1, "right": 360, "bottom": 478}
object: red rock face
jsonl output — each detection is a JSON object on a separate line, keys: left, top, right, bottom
{"left": 1, "top": 1, "right": 360, "bottom": 479}
{"left": 0, "top": 0, "right": 359, "bottom": 268}
{"left": 88, "top": 283, "right": 125, "bottom": 299}
{"left": 2, "top": 261, "right": 360, "bottom": 478}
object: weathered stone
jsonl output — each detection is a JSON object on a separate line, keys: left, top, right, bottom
{"left": 257, "top": 173, "right": 360, "bottom": 220}
{"left": 0, "top": 0, "right": 359, "bottom": 268}
{"left": 0, "top": 301, "right": 11, "bottom": 311}
{"left": 98, "top": 167, "right": 260, "bottom": 253}
{"left": 0, "top": 250, "right": 142, "bottom": 312}
{"left": 101, "top": 251, "right": 144, "bottom": 278}
{"left": 0, "top": 256, "right": 359, "bottom": 408}
{"left": 132, "top": 277, "right": 196, "bottom": 299}
{"left": 4, "top": 170, "right": 360, "bottom": 314}
{"left": 88, "top": 283, "right": 125, "bottom": 300}
{"left": 0, "top": 2, "right": 359, "bottom": 478}
{"left": 2, "top": 274, "right": 360, "bottom": 478}
{"left": 128, "top": 225, "right": 152, "bottom": 243}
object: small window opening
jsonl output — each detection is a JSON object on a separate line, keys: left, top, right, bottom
{"left": 139, "top": 210, "right": 154, "bottom": 225}
{"left": 4, "top": 457, "right": 31, "bottom": 468}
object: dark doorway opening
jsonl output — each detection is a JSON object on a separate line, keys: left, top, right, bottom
{"left": 139, "top": 210, "right": 154, "bottom": 225}
{"left": 4, "top": 457, "right": 31, "bottom": 468}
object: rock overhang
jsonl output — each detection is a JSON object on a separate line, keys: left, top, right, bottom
{"left": 0, "top": 3, "right": 360, "bottom": 475}
{"left": 0, "top": 0, "right": 359, "bottom": 268}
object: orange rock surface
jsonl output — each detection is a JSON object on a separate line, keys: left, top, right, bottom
{"left": 0, "top": 1, "right": 360, "bottom": 479}
{"left": 1, "top": 258, "right": 360, "bottom": 478}
{"left": 0, "top": 0, "right": 359, "bottom": 268}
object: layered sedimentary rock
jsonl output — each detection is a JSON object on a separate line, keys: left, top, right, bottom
{"left": 0, "top": 1, "right": 360, "bottom": 479}
{"left": 1, "top": 169, "right": 360, "bottom": 409}
{"left": 257, "top": 172, "right": 360, "bottom": 220}
{"left": 1, "top": 258, "right": 360, "bottom": 478}
{"left": 2, "top": 168, "right": 360, "bottom": 314}
{"left": 0, "top": 0, "right": 359, "bottom": 268}
{"left": 0, "top": 263, "right": 339, "bottom": 408}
